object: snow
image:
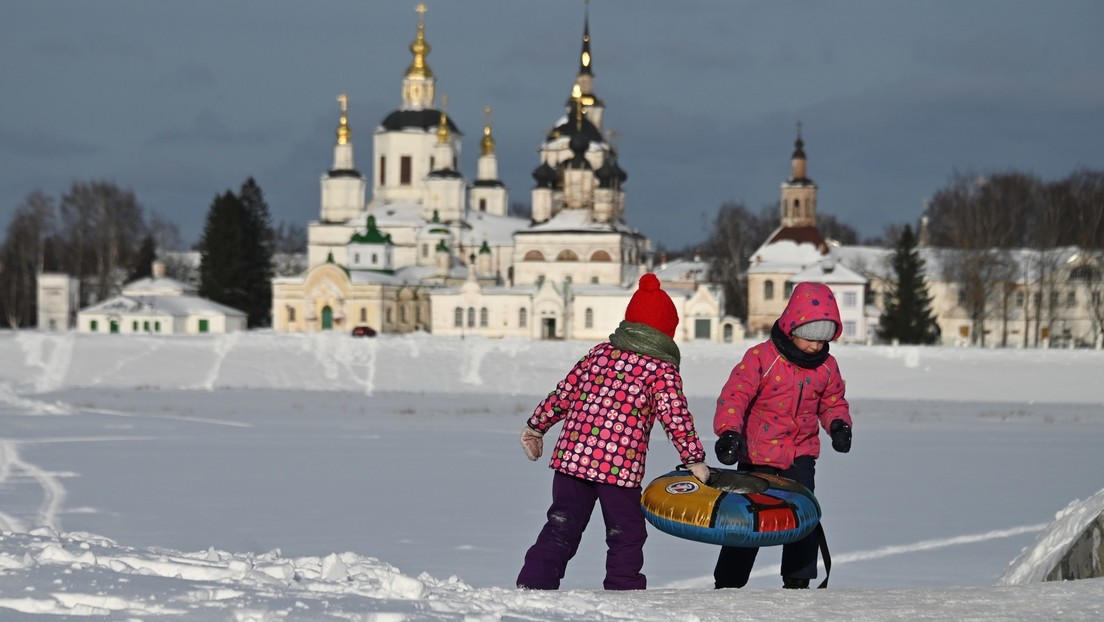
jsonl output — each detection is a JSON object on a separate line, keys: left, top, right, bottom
{"left": 1, "top": 330, "right": 1103, "bottom": 621}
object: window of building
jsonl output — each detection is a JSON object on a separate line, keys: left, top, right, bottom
{"left": 400, "top": 156, "right": 412, "bottom": 185}
{"left": 1070, "top": 265, "right": 1099, "bottom": 281}
{"left": 519, "top": 308, "right": 528, "bottom": 328}
{"left": 415, "top": 306, "right": 422, "bottom": 323}
{"left": 479, "top": 198, "right": 487, "bottom": 212}
{"left": 360, "top": 308, "right": 367, "bottom": 322}
{"left": 590, "top": 276, "right": 599, "bottom": 284}
{"left": 1066, "top": 291, "right": 1076, "bottom": 307}
{"left": 467, "top": 307, "right": 476, "bottom": 328}
{"left": 590, "top": 250, "right": 612, "bottom": 262}
{"left": 379, "top": 156, "right": 386, "bottom": 185}
{"left": 523, "top": 250, "right": 545, "bottom": 261}
{"left": 480, "top": 308, "right": 489, "bottom": 327}
{"left": 400, "top": 305, "right": 408, "bottom": 323}
{"left": 764, "top": 280, "right": 774, "bottom": 300}
{"left": 585, "top": 308, "right": 594, "bottom": 329}
{"left": 556, "top": 250, "right": 579, "bottom": 261}
{"left": 843, "top": 321, "right": 856, "bottom": 338}
{"left": 842, "top": 292, "right": 857, "bottom": 308}
{"left": 90, "top": 320, "right": 98, "bottom": 332}
{"left": 1015, "top": 291, "right": 1025, "bottom": 307}
{"left": 454, "top": 307, "right": 463, "bottom": 328}
{"left": 784, "top": 282, "right": 794, "bottom": 298}
{"left": 288, "top": 307, "right": 296, "bottom": 322}
{"left": 386, "top": 308, "right": 393, "bottom": 323}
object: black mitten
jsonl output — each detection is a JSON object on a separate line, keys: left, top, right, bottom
{"left": 714, "top": 431, "right": 746, "bottom": 465}
{"left": 829, "top": 420, "right": 852, "bottom": 453}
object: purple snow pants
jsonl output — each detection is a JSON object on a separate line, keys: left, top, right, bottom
{"left": 517, "top": 471, "right": 648, "bottom": 590}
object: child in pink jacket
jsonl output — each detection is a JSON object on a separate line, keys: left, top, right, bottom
{"left": 712, "top": 281, "right": 852, "bottom": 589}
{"left": 517, "top": 274, "right": 709, "bottom": 590}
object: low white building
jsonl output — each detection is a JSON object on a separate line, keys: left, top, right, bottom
{"left": 78, "top": 261, "right": 246, "bottom": 335}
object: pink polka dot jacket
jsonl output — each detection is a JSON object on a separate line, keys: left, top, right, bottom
{"left": 527, "top": 342, "right": 707, "bottom": 488}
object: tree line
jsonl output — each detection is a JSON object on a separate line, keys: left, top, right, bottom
{"left": 0, "top": 178, "right": 304, "bottom": 329}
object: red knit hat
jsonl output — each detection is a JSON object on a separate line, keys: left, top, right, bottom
{"left": 625, "top": 273, "right": 679, "bottom": 338}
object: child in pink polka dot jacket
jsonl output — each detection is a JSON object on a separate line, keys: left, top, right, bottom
{"left": 516, "top": 273, "right": 710, "bottom": 591}
{"left": 712, "top": 281, "right": 853, "bottom": 590}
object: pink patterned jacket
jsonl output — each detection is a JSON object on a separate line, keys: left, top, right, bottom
{"left": 713, "top": 283, "right": 851, "bottom": 469}
{"left": 527, "top": 342, "right": 706, "bottom": 488}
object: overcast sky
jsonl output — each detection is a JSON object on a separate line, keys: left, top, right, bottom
{"left": 3, "top": 1, "right": 1103, "bottom": 250}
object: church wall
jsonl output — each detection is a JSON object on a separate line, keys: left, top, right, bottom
{"left": 567, "top": 291, "right": 630, "bottom": 342}
{"left": 307, "top": 222, "right": 357, "bottom": 267}
{"left": 373, "top": 131, "right": 436, "bottom": 204}
{"left": 320, "top": 175, "right": 366, "bottom": 223}
{"left": 429, "top": 291, "right": 535, "bottom": 338}
{"left": 746, "top": 272, "right": 793, "bottom": 337}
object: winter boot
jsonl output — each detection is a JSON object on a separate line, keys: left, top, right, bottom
{"left": 782, "top": 576, "right": 810, "bottom": 589}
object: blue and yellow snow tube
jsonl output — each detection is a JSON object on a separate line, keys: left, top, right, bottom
{"left": 641, "top": 467, "right": 821, "bottom": 547}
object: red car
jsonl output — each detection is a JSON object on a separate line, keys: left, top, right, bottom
{"left": 351, "top": 326, "right": 377, "bottom": 337}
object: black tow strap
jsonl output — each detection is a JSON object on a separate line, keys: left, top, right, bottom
{"left": 816, "top": 522, "right": 832, "bottom": 588}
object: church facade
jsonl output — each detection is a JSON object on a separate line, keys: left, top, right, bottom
{"left": 271, "top": 5, "right": 730, "bottom": 342}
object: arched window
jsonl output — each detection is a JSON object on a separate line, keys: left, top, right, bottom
{"left": 480, "top": 307, "right": 489, "bottom": 327}
{"left": 467, "top": 307, "right": 476, "bottom": 328}
{"left": 519, "top": 308, "right": 528, "bottom": 328}
{"left": 524, "top": 250, "right": 545, "bottom": 261}
{"left": 585, "top": 308, "right": 594, "bottom": 329}
{"left": 1071, "top": 265, "right": 1099, "bottom": 281}
{"left": 590, "top": 250, "right": 612, "bottom": 262}
{"left": 764, "top": 280, "right": 775, "bottom": 300}
{"left": 400, "top": 304, "right": 409, "bottom": 323}
{"left": 453, "top": 307, "right": 463, "bottom": 328}
{"left": 556, "top": 250, "right": 579, "bottom": 261}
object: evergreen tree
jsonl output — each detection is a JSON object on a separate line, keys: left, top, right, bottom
{"left": 238, "top": 177, "right": 274, "bottom": 328}
{"left": 128, "top": 234, "right": 157, "bottom": 282}
{"left": 198, "top": 191, "right": 250, "bottom": 317}
{"left": 879, "top": 225, "right": 938, "bottom": 344}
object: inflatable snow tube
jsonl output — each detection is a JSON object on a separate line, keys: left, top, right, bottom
{"left": 641, "top": 467, "right": 821, "bottom": 547}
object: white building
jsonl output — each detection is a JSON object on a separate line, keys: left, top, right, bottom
{"left": 272, "top": 6, "right": 727, "bottom": 341}
{"left": 36, "top": 273, "right": 79, "bottom": 331}
{"left": 78, "top": 261, "right": 246, "bottom": 335}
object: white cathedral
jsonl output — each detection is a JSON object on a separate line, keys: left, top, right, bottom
{"left": 271, "top": 6, "right": 734, "bottom": 342}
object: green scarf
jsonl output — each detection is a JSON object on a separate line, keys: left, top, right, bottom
{"left": 608, "top": 321, "right": 681, "bottom": 368}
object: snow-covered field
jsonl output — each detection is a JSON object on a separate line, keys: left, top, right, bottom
{"left": 1, "top": 331, "right": 1102, "bottom": 620}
